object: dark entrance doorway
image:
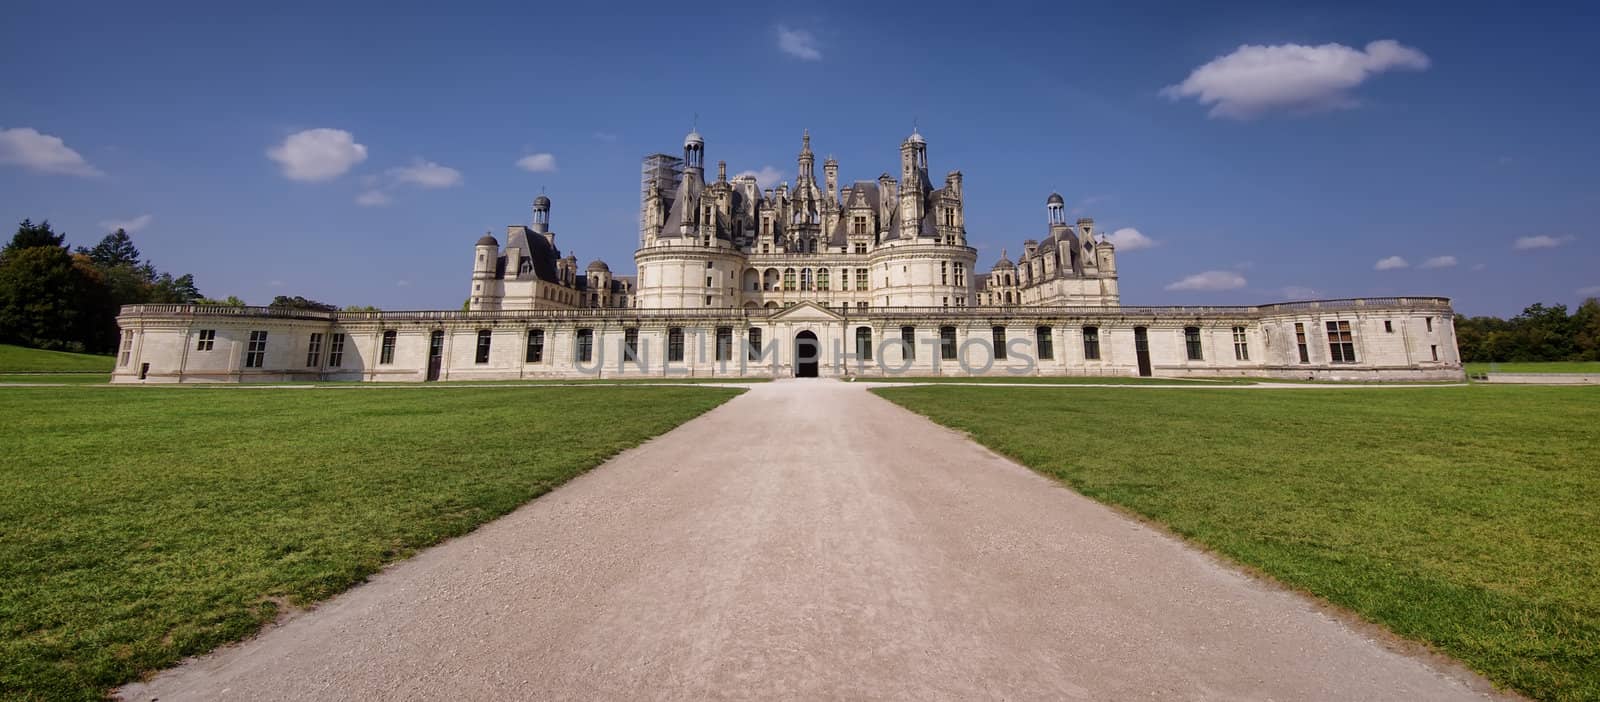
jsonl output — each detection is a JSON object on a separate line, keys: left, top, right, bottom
{"left": 794, "top": 330, "right": 819, "bottom": 378}
{"left": 1133, "top": 326, "right": 1152, "bottom": 377}
{"left": 426, "top": 330, "right": 445, "bottom": 381}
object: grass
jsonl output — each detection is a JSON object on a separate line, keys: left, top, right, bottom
{"left": 0, "top": 374, "right": 110, "bottom": 384}
{"left": 0, "top": 344, "right": 115, "bottom": 372}
{"left": 1465, "top": 361, "right": 1600, "bottom": 375}
{"left": 0, "top": 385, "right": 741, "bottom": 701}
{"left": 865, "top": 375, "right": 1252, "bottom": 385}
{"left": 873, "top": 384, "right": 1599, "bottom": 701}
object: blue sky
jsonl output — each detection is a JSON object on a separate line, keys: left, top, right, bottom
{"left": 2, "top": 1, "right": 1596, "bottom": 316}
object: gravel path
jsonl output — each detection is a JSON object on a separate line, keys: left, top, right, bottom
{"left": 120, "top": 379, "right": 1509, "bottom": 701}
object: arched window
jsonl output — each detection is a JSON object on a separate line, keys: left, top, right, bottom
{"left": 855, "top": 326, "right": 873, "bottom": 361}
{"left": 800, "top": 268, "right": 813, "bottom": 291}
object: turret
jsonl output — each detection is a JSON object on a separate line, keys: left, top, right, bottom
{"left": 898, "top": 130, "right": 928, "bottom": 240}
{"left": 532, "top": 194, "right": 552, "bottom": 234}
{"left": 797, "top": 129, "right": 814, "bottom": 182}
{"left": 823, "top": 156, "right": 838, "bottom": 204}
{"left": 683, "top": 130, "right": 704, "bottom": 175}
{"left": 1047, "top": 192, "right": 1066, "bottom": 226}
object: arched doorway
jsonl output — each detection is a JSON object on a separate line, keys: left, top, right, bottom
{"left": 794, "top": 330, "right": 819, "bottom": 378}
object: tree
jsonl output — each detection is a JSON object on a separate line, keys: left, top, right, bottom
{"left": 149, "top": 273, "right": 202, "bottom": 303}
{"left": 342, "top": 304, "right": 380, "bottom": 312}
{"left": 196, "top": 295, "right": 247, "bottom": 307}
{"left": 268, "top": 295, "right": 337, "bottom": 312}
{"left": 0, "top": 246, "right": 115, "bottom": 352}
{"left": 1, "top": 219, "right": 66, "bottom": 257}
{"left": 1572, "top": 298, "right": 1600, "bottom": 361}
{"left": 78, "top": 229, "right": 141, "bottom": 268}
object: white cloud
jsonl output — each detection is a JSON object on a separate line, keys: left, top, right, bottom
{"left": 1161, "top": 39, "right": 1430, "bottom": 119}
{"left": 1281, "top": 286, "right": 1320, "bottom": 300}
{"left": 0, "top": 126, "right": 103, "bottom": 176}
{"left": 592, "top": 131, "right": 619, "bottom": 142}
{"left": 1166, "top": 270, "right": 1247, "bottom": 291}
{"left": 355, "top": 189, "right": 391, "bottom": 207}
{"left": 734, "top": 166, "right": 784, "bottom": 188}
{"left": 1577, "top": 285, "right": 1600, "bottom": 296}
{"left": 777, "top": 26, "right": 822, "bottom": 61}
{"left": 396, "top": 280, "right": 411, "bottom": 288}
{"left": 1106, "top": 227, "right": 1157, "bottom": 251}
{"left": 1374, "top": 255, "right": 1410, "bottom": 270}
{"left": 1418, "top": 255, "right": 1457, "bottom": 269}
{"left": 267, "top": 128, "right": 367, "bottom": 181}
{"left": 99, "top": 214, "right": 153, "bottom": 232}
{"left": 386, "top": 158, "right": 462, "bottom": 188}
{"left": 516, "top": 153, "right": 557, "bottom": 173}
{"left": 1471, "top": 263, "right": 1487, "bottom": 271}
{"left": 1514, "top": 235, "right": 1573, "bottom": 250}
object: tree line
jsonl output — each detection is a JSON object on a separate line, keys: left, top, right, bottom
{"left": 1455, "top": 301, "right": 1600, "bottom": 362}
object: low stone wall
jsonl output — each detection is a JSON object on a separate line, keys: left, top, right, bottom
{"left": 1481, "top": 373, "right": 1599, "bottom": 385}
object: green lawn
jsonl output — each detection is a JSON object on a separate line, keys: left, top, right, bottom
{"left": 866, "top": 375, "right": 1251, "bottom": 385}
{"left": 0, "top": 374, "right": 110, "bottom": 384}
{"left": 1466, "top": 361, "right": 1600, "bottom": 375}
{"left": 0, "top": 385, "right": 741, "bottom": 701}
{"left": 873, "top": 384, "right": 1599, "bottom": 701}
{"left": 0, "top": 344, "right": 114, "bottom": 374}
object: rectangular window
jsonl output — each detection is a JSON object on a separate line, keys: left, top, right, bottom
{"left": 853, "top": 216, "right": 867, "bottom": 236}
{"left": 623, "top": 328, "right": 638, "bottom": 362}
{"left": 1083, "top": 326, "right": 1101, "bottom": 360}
{"left": 706, "top": 276, "right": 713, "bottom": 287}
{"left": 328, "top": 333, "right": 346, "bottom": 367}
{"left": 1431, "top": 344, "right": 1439, "bottom": 361}
{"left": 245, "top": 330, "right": 268, "bottom": 368}
{"left": 939, "top": 327, "right": 957, "bottom": 360}
{"left": 941, "top": 261, "right": 949, "bottom": 285}
{"left": 576, "top": 328, "right": 593, "bottom": 363}
{"left": 1232, "top": 326, "right": 1249, "bottom": 361}
{"left": 1426, "top": 316, "right": 1433, "bottom": 332}
{"left": 854, "top": 327, "right": 873, "bottom": 361}
{"left": 748, "top": 327, "right": 762, "bottom": 361}
{"left": 992, "top": 326, "right": 1007, "bottom": 359}
{"left": 901, "top": 326, "right": 916, "bottom": 360}
{"left": 1326, "top": 320, "right": 1356, "bottom": 363}
{"left": 305, "top": 332, "right": 323, "bottom": 367}
{"left": 380, "top": 330, "right": 397, "bottom": 365}
{"left": 1295, "top": 323, "right": 1309, "bottom": 364}
{"left": 1184, "top": 326, "right": 1203, "bottom": 361}
{"left": 475, "top": 329, "right": 492, "bottom": 364}
{"left": 668, "top": 327, "right": 684, "bottom": 362}
{"left": 1384, "top": 320, "right": 1393, "bottom": 333}
{"left": 196, "top": 329, "right": 216, "bottom": 351}
{"left": 119, "top": 330, "right": 134, "bottom": 366}
{"left": 818, "top": 268, "right": 829, "bottom": 290}
{"left": 855, "top": 268, "right": 868, "bottom": 291}
{"left": 1036, "top": 326, "right": 1053, "bottom": 360}
{"left": 856, "top": 301, "right": 867, "bottom": 311}
{"left": 783, "top": 269, "right": 796, "bottom": 291}
{"left": 526, "top": 329, "right": 545, "bottom": 363}
{"left": 716, "top": 327, "right": 733, "bottom": 361}
{"left": 954, "top": 263, "right": 965, "bottom": 287}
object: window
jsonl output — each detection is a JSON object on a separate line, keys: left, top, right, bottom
{"left": 939, "top": 327, "right": 957, "bottom": 360}
{"left": 705, "top": 276, "right": 713, "bottom": 288}
{"left": 706, "top": 261, "right": 714, "bottom": 269}
{"left": 853, "top": 216, "right": 867, "bottom": 235}
{"left": 855, "top": 327, "right": 873, "bottom": 361}
{"left": 1426, "top": 316, "right": 1433, "bottom": 332}
{"left": 306, "top": 332, "right": 323, "bottom": 367}
{"left": 840, "top": 268, "right": 850, "bottom": 290}
{"left": 705, "top": 295, "right": 712, "bottom": 306}
{"left": 901, "top": 326, "right": 916, "bottom": 360}
{"left": 576, "top": 328, "right": 593, "bottom": 363}
{"left": 1431, "top": 344, "right": 1439, "bottom": 361}
{"left": 954, "top": 263, "right": 965, "bottom": 287}
{"left": 328, "top": 333, "right": 346, "bottom": 367}
{"left": 942, "top": 296, "right": 948, "bottom": 308}
{"left": 1184, "top": 327, "right": 1203, "bottom": 361}
{"left": 1083, "top": 326, "right": 1101, "bottom": 360}
{"left": 475, "top": 329, "right": 492, "bottom": 364}
{"left": 1295, "top": 323, "right": 1309, "bottom": 363}
{"left": 1232, "top": 326, "right": 1249, "bottom": 361}
{"left": 992, "top": 326, "right": 1007, "bottom": 359}
{"left": 854, "top": 242, "right": 867, "bottom": 255}
{"left": 1384, "top": 320, "right": 1393, "bottom": 333}
{"left": 716, "top": 327, "right": 733, "bottom": 361}
{"left": 748, "top": 327, "right": 762, "bottom": 361}
{"left": 668, "top": 327, "right": 684, "bottom": 362}
{"left": 783, "top": 268, "right": 796, "bottom": 291}
{"left": 1326, "top": 321, "right": 1356, "bottom": 363}
{"left": 245, "top": 330, "right": 268, "bottom": 368}
{"left": 817, "top": 268, "right": 829, "bottom": 291}
{"left": 855, "top": 268, "right": 868, "bottom": 291}
{"left": 380, "top": 330, "right": 397, "bottom": 365}
{"left": 800, "top": 268, "right": 813, "bottom": 291}
{"left": 526, "top": 329, "right": 545, "bottom": 363}
{"left": 196, "top": 329, "right": 216, "bottom": 351}
{"left": 856, "top": 301, "right": 867, "bottom": 310}
{"left": 119, "top": 330, "right": 134, "bottom": 366}
{"left": 1036, "top": 326, "right": 1053, "bottom": 360}
{"left": 941, "top": 261, "right": 949, "bottom": 285}
{"left": 623, "top": 328, "right": 638, "bottom": 362}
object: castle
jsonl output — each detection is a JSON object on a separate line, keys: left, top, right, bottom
{"left": 111, "top": 129, "right": 1464, "bottom": 383}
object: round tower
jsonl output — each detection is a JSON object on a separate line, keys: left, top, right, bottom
{"left": 471, "top": 232, "right": 498, "bottom": 310}
{"left": 532, "top": 194, "right": 551, "bottom": 234}
{"left": 1047, "top": 192, "right": 1066, "bottom": 226}
{"left": 683, "top": 130, "right": 704, "bottom": 173}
